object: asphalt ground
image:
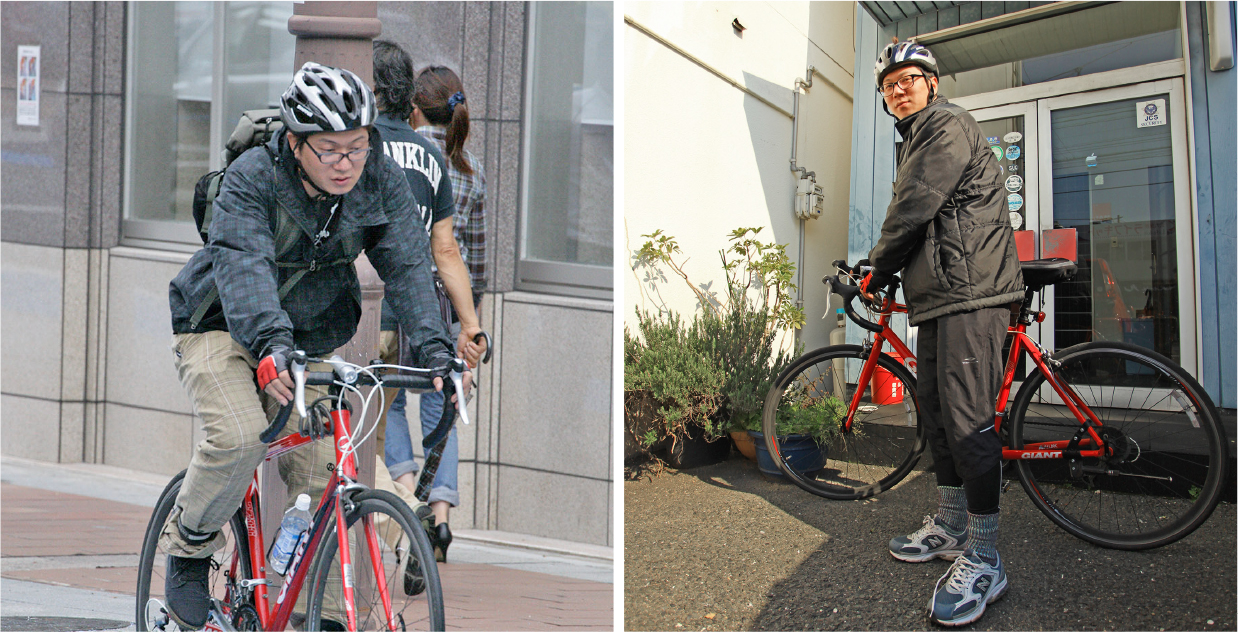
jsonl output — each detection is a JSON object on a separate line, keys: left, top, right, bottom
{"left": 624, "top": 454, "right": 1236, "bottom": 631}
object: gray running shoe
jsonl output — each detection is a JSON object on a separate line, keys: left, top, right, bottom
{"left": 928, "top": 551, "right": 1007, "bottom": 627}
{"left": 889, "top": 515, "right": 967, "bottom": 562}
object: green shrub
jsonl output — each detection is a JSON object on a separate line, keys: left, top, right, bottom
{"left": 624, "top": 309, "right": 726, "bottom": 449}
{"left": 628, "top": 227, "right": 803, "bottom": 445}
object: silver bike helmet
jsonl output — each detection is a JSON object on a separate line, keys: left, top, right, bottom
{"left": 280, "top": 62, "right": 377, "bottom": 135}
{"left": 874, "top": 40, "right": 939, "bottom": 86}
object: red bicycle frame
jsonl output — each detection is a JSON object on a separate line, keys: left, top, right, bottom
{"left": 845, "top": 297, "right": 1108, "bottom": 462}
{"left": 232, "top": 405, "right": 399, "bottom": 631}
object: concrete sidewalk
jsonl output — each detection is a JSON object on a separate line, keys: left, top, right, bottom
{"left": 0, "top": 456, "right": 614, "bottom": 631}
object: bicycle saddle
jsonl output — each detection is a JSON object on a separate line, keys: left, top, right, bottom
{"left": 1020, "top": 258, "right": 1077, "bottom": 290}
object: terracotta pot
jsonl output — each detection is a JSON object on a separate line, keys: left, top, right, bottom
{"left": 730, "top": 430, "right": 757, "bottom": 460}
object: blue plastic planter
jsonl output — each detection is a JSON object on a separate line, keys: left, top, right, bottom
{"left": 749, "top": 431, "right": 826, "bottom": 479}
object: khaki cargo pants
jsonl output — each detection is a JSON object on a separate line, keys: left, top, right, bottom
{"left": 158, "top": 330, "right": 426, "bottom": 623}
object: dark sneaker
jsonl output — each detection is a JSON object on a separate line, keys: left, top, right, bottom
{"left": 398, "top": 541, "right": 427, "bottom": 596}
{"left": 928, "top": 551, "right": 1007, "bottom": 627}
{"left": 890, "top": 515, "right": 967, "bottom": 562}
{"left": 165, "top": 554, "right": 211, "bottom": 629}
{"left": 433, "top": 522, "right": 453, "bottom": 563}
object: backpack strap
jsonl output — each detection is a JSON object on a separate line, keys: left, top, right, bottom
{"left": 188, "top": 149, "right": 365, "bottom": 330}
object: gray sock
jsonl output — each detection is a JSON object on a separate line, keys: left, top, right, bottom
{"left": 967, "top": 510, "right": 1000, "bottom": 563}
{"left": 936, "top": 486, "right": 966, "bottom": 533}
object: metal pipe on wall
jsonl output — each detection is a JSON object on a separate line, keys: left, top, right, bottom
{"left": 790, "top": 66, "right": 818, "bottom": 344}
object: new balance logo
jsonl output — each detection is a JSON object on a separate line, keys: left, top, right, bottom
{"left": 925, "top": 536, "right": 943, "bottom": 548}
{"left": 975, "top": 577, "right": 991, "bottom": 593}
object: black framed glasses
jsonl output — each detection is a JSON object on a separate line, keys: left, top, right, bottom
{"left": 306, "top": 144, "right": 371, "bottom": 165}
{"left": 878, "top": 74, "right": 926, "bottom": 96}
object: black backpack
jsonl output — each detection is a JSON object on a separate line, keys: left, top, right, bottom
{"left": 192, "top": 109, "right": 286, "bottom": 244}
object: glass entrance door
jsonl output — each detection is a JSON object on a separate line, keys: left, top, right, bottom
{"left": 1038, "top": 79, "right": 1196, "bottom": 373}
{"left": 964, "top": 79, "right": 1197, "bottom": 378}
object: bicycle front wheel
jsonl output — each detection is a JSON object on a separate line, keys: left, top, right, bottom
{"left": 1009, "top": 341, "right": 1226, "bottom": 550}
{"left": 306, "top": 490, "right": 444, "bottom": 631}
{"left": 762, "top": 344, "right": 925, "bottom": 500}
{"left": 136, "top": 470, "right": 256, "bottom": 631}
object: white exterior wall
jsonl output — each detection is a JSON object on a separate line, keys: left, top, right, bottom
{"left": 624, "top": 2, "right": 855, "bottom": 352}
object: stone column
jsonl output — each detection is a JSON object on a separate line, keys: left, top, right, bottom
{"left": 261, "top": 1, "right": 386, "bottom": 547}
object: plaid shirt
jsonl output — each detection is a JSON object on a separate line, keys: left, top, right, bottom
{"left": 169, "top": 134, "right": 454, "bottom": 364}
{"left": 416, "top": 125, "right": 487, "bottom": 299}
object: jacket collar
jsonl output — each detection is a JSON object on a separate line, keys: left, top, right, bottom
{"left": 266, "top": 131, "right": 390, "bottom": 232}
{"left": 894, "top": 96, "right": 950, "bottom": 136}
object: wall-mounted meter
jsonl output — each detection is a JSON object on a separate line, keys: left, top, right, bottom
{"left": 795, "top": 176, "right": 823, "bottom": 219}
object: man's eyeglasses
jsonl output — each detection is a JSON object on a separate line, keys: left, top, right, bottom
{"left": 878, "top": 74, "right": 926, "bottom": 96}
{"left": 306, "top": 145, "right": 371, "bottom": 165}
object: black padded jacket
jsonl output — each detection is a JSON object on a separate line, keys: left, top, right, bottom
{"left": 867, "top": 97, "right": 1024, "bottom": 326}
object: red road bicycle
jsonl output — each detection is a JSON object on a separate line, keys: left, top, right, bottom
{"left": 762, "top": 258, "right": 1226, "bottom": 550}
{"left": 136, "top": 352, "right": 467, "bottom": 631}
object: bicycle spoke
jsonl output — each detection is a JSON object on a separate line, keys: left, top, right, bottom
{"left": 1010, "top": 342, "right": 1224, "bottom": 550}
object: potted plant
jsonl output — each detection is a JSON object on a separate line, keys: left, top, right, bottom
{"left": 751, "top": 386, "right": 847, "bottom": 480}
{"left": 626, "top": 227, "right": 803, "bottom": 470}
{"left": 624, "top": 309, "right": 728, "bottom": 469}
{"left": 630, "top": 228, "right": 803, "bottom": 465}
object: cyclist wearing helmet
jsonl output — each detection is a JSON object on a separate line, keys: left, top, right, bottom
{"left": 860, "top": 39, "right": 1023, "bottom": 627}
{"left": 162, "top": 62, "right": 464, "bottom": 629}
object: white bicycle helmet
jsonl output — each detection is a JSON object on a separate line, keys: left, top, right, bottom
{"left": 874, "top": 40, "right": 939, "bottom": 86}
{"left": 280, "top": 62, "right": 377, "bottom": 135}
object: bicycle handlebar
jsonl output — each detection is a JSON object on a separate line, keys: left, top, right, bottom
{"left": 260, "top": 351, "right": 471, "bottom": 444}
{"left": 824, "top": 259, "right": 899, "bottom": 334}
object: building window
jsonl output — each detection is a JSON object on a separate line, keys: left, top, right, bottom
{"left": 124, "top": 2, "right": 295, "bottom": 247}
{"left": 518, "top": 1, "right": 614, "bottom": 299}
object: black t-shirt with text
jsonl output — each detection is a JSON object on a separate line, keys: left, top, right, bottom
{"left": 375, "top": 113, "right": 456, "bottom": 331}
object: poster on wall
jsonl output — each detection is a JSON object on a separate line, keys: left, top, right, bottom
{"left": 17, "top": 45, "right": 40, "bottom": 126}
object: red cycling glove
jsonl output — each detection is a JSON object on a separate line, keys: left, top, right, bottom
{"left": 256, "top": 352, "right": 286, "bottom": 391}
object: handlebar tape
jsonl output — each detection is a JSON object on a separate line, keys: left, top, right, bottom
{"left": 474, "top": 331, "right": 494, "bottom": 365}
{"left": 415, "top": 379, "right": 459, "bottom": 502}
{"left": 260, "top": 403, "right": 295, "bottom": 444}
{"left": 828, "top": 276, "right": 885, "bottom": 333}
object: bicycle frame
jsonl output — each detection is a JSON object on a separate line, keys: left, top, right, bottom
{"left": 846, "top": 296, "right": 1109, "bottom": 463}
{"left": 233, "top": 404, "right": 398, "bottom": 631}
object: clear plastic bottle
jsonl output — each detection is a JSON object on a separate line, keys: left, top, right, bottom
{"left": 268, "top": 493, "right": 311, "bottom": 575}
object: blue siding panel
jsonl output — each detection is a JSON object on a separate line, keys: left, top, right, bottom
{"left": 1186, "top": 2, "right": 1237, "bottom": 408}
{"left": 850, "top": 7, "right": 908, "bottom": 346}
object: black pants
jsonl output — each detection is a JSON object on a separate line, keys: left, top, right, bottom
{"left": 917, "top": 307, "right": 1008, "bottom": 503}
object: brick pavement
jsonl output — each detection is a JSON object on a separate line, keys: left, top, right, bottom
{"left": 1, "top": 482, "right": 613, "bottom": 630}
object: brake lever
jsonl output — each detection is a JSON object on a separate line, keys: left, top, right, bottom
{"left": 290, "top": 351, "right": 308, "bottom": 420}
{"left": 448, "top": 358, "right": 471, "bottom": 426}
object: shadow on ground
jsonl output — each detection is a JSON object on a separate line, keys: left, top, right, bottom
{"left": 624, "top": 452, "right": 1236, "bottom": 631}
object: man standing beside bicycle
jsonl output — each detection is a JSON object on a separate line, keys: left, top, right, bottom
{"left": 859, "top": 40, "right": 1024, "bottom": 627}
{"left": 162, "top": 62, "right": 467, "bottom": 630}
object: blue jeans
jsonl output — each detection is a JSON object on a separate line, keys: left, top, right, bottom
{"left": 384, "top": 389, "right": 459, "bottom": 507}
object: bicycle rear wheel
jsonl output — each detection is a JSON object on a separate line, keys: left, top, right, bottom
{"left": 306, "top": 490, "right": 445, "bottom": 631}
{"left": 1009, "top": 341, "right": 1226, "bottom": 550}
{"left": 762, "top": 344, "right": 925, "bottom": 500}
{"left": 136, "top": 470, "right": 256, "bottom": 631}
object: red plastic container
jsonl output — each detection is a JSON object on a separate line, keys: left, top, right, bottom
{"left": 871, "top": 351, "right": 905, "bottom": 405}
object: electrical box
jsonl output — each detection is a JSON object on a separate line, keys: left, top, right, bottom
{"left": 795, "top": 177, "right": 823, "bottom": 220}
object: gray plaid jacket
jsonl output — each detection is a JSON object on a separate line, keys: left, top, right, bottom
{"left": 169, "top": 133, "right": 454, "bottom": 365}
